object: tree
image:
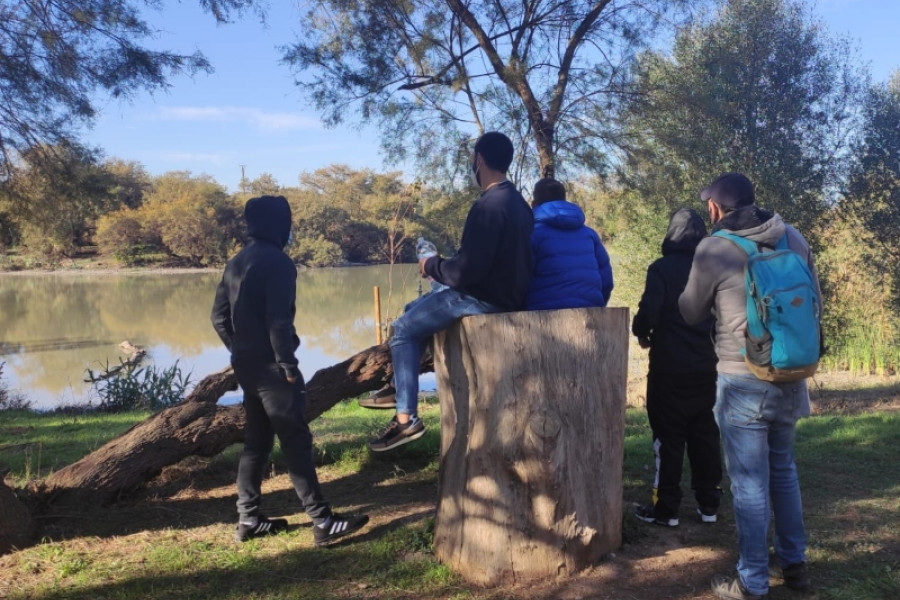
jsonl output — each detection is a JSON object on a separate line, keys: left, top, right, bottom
{"left": 617, "top": 0, "right": 864, "bottom": 233}
{"left": 1, "top": 142, "right": 120, "bottom": 255}
{"left": 843, "top": 72, "right": 900, "bottom": 269}
{"left": 0, "top": 0, "right": 260, "bottom": 179}
{"left": 139, "top": 172, "right": 240, "bottom": 265}
{"left": 284, "top": 0, "right": 693, "bottom": 181}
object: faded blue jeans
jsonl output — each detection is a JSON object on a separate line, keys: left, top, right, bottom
{"left": 715, "top": 373, "right": 811, "bottom": 595}
{"left": 390, "top": 288, "right": 500, "bottom": 417}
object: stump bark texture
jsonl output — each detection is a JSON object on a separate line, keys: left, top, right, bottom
{"left": 433, "top": 307, "right": 628, "bottom": 585}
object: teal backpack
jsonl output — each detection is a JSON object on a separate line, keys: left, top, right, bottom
{"left": 714, "top": 231, "right": 821, "bottom": 382}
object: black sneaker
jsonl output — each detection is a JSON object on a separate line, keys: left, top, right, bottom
{"left": 697, "top": 506, "right": 718, "bottom": 523}
{"left": 769, "top": 559, "right": 811, "bottom": 591}
{"left": 634, "top": 504, "right": 679, "bottom": 527}
{"left": 234, "top": 515, "right": 289, "bottom": 542}
{"left": 313, "top": 513, "right": 370, "bottom": 546}
{"left": 358, "top": 385, "right": 396, "bottom": 409}
{"left": 368, "top": 416, "right": 426, "bottom": 452}
{"left": 711, "top": 573, "right": 768, "bottom": 600}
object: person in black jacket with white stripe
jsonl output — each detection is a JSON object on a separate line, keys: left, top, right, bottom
{"left": 632, "top": 207, "right": 722, "bottom": 528}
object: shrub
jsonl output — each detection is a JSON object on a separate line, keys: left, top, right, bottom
{"left": 89, "top": 360, "right": 192, "bottom": 412}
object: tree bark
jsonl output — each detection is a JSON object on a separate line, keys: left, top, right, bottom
{"left": 432, "top": 308, "right": 628, "bottom": 585}
{"left": 38, "top": 342, "right": 433, "bottom": 503}
{"left": 0, "top": 478, "right": 34, "bottom": 554}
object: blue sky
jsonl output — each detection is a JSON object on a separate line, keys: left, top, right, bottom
{"left": 83, "top": 0, "right": 900, "bottom": 193}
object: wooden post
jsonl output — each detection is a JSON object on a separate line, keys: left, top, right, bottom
{"left": 432, "top": 307, "right": 628, "bottom": 585}
{"left": 374, "top": 286, "right": 383, "bottom": 345}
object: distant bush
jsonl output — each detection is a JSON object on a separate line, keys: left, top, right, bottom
{"left": 0, "top": 362, "right": 30, "bottom": 411}
{"left": 289, "top": 235, "right": 344, "bottom": 267}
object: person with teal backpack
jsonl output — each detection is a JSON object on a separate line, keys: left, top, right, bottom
{"left": 712, "top": 230, "right": 821, "bottom": 382}
{"left": 679, "top": 173, "right": 822, "bottom": 600}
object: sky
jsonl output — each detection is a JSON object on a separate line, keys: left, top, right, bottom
{"left": 82, "top": 0, "right": 900, "bottom": 194}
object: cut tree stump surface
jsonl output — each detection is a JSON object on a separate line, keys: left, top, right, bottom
{"left": 433, "top": 307, "right": 629, "bottom": 585}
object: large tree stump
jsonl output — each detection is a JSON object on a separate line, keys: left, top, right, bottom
{"left": 433, "top": 307, "right": 628, "bottom": 585}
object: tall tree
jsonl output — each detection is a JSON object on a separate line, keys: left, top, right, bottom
{"left": 617, "top": 0, "right": 863, "bottom": 233}
{"left": 843, "top": 72, "right": 900, "bottom": 267}
{"left": 2, "top": 142, "right": 120, "bottom": 255}
{"left": 0, "top": 0, "right": 259, "bottom": 179}
{"left": 284, "top": 0, "right": 694, "bottom": 181}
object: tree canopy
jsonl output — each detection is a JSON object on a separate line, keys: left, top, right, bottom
{"left": 284, "top": 0, "right": 695, "bottom": 182}
{"left": 616, "top": 0, "right": 863, "bottom": 233}
{"left": 0, "top": 0, "right": 260, "bottom": 179}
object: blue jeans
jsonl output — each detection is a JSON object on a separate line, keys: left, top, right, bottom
{"left": 390, "top": 288, "right": 500, "bottom": 417}
{"left": 715, "top": 373, "right": 810, "bottom": 595}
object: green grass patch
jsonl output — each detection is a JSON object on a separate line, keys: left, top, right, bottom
{"left": 0, "top": 409, "right": 150, "bottom": 484}
{"left": 1, "top": 397, "right": 898, "bottom": 599}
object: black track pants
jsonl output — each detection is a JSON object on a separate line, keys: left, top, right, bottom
{"left": 646, "top": 370, "right": 722, "bottom": 518}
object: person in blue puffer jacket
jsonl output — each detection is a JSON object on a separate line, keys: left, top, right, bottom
{"left": 524, "top": 178, "right": 613, "bottom": 310}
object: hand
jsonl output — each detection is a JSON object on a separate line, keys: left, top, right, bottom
{"left": 418, "top": 257, "right": 430, "bottom": 277}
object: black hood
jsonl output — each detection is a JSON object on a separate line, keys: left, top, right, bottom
{"left": 662, "top": 208, "right": 707, "bottom": 255}
{"left": 244, "top": 195, "right": 291, "bottom": 248}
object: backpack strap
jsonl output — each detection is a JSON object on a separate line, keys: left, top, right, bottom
{"left": 713, "top": 230, "right": 756, "bottom": 255}
{"left": 714, "top": 230, "right": 790, "bottom": 254}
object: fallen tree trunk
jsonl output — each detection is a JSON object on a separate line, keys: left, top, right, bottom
{"left": 39, "top": 343, "right": 433, "bottom": 503}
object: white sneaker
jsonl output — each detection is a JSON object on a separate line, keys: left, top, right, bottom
{"left": 697, "top": 507, "right": 718, "bottom": 523}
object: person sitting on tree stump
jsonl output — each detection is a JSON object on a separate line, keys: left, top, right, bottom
{"left": 368, "top": 132, "right": 534, "bottom": 452}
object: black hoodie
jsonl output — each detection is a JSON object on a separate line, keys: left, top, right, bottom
{"left": 632, "top": 208, "right": 717, "bottom": 374}
{"left": 211, "top": 195, "right": 301, "bottom": 379}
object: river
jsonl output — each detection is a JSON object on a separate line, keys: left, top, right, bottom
{"left": 0, "top": 265, "right": 428, "bottom": 410}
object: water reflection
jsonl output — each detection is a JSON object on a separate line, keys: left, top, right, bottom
{"left": 0, "top": 265, "right": 424, "bottom": 410}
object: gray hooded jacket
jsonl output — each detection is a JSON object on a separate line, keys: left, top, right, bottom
{"left": 678, "top": 207, "right": 822, "bottom": 375}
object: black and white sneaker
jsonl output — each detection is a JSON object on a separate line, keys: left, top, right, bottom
{"left": 368, "top": 416, "right": 426, "bottom": 452}
{"left": 313, "top": 513, "right": 370, "bottom": 546}
{"left": 234, "top": 515, "right": 289, "bottom": 542}
{"left": 634, "top": 504, "right": 679, "bottom": 527}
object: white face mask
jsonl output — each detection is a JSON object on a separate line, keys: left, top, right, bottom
{"left": 287, "top": 229, "right": 294, "bottom": 246}
{"left": 469, "top": 155, "right": 481, "bottom": 189}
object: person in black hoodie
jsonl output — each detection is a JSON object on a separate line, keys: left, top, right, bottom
{"left": 211, "top": 195, "right": 368, "bottom": 545}
{"left": 367, "top": 132, "right": 533, "bottom": 452}
{"left": 631, "top": 207, "right": 722, "bottom": 527}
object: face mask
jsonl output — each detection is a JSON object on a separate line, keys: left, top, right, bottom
{"left": 469, "top": 155, "right": 481, "bottom": 189}
{"left": 287, "top": 229, "right": 294, "bottom": 246}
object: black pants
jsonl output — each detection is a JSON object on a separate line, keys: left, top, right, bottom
{"left": 646, "top": 370, "right": 722, "bottom": 518}
{"left": 232, "top": 359, "right": 330, "bottom": 522}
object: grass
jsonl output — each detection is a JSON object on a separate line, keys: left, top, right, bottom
{"left": 0, "top": 388, "right": 898, "bottom": 600}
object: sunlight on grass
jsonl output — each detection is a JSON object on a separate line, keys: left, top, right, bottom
{"left": 2, "top": 394, "right": 898, "bottom": 599}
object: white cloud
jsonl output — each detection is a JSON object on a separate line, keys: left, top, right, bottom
{"left": 155, "top": 106, "right": 322, "bottom": 132}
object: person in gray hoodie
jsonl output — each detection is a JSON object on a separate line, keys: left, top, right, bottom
{"left": 632, "top": 208, "right": 721, "bottom": 529}
{"left": 679, "top": 173, "right": 820, "bottom": 600}
{"left": 212, "top": 195, "right": 368, "bottom": 546}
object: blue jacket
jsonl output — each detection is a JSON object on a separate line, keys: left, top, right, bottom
{"left": 524, "top": 200, "right": 613, "bottom": 310}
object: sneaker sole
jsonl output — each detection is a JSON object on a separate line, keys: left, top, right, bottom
{"left": 368, "top": 427, "right": 426, "bottom": 452}
{"left": 697, "top": 508, "right": 718, "bottom": 523}
{"left": 358, "top": 400, "right": 397, "bottom": 409}
{"left": 314, "top": 517, "right": 370, "bottom": 547}
{"left": 634, "top": 511, "right": 679, "bottom": 527}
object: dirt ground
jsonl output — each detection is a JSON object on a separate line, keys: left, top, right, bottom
{"left": 6, "top": 372, "right": 900, "bottom": 600}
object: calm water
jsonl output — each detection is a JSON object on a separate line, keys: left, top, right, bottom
{"left": 0, "top": 265, "right": 428, "bottom": 410}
